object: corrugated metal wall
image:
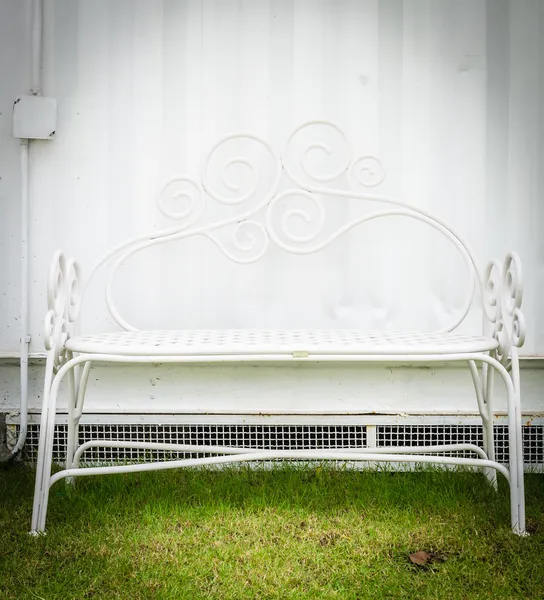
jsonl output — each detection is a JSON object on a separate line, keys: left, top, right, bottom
{"left": 0, "top": 0, "right": 543, "bottom": 413}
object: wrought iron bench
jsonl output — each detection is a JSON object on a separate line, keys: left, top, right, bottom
{"left": 31, "top": 122, "right": 527, "bottom": 535}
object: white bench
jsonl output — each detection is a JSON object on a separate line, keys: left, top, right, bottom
{"left": 31, "top": 122, "right": 527, "bottom": 535}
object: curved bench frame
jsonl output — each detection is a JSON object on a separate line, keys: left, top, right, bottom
{"left": 31, "top": 122, "right": 527, "bottom": 534}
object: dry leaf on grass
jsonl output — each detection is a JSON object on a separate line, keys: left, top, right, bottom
{"left": 409, "top": 550, "right": 446, "bottom": 567}
{"left": 409, "top": 551, "right": 432, "bottom": 566}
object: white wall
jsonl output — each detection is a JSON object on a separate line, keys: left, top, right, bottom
{"left": 1, "top": 0, "right": 544, "bottom": 413}
{"left": 1, "top": 359, "right": 544, "bottom": 416}
{"left": 0, "top": 0, "right": 30, "bottom": 352}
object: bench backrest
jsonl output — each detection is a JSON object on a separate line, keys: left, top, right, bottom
{"left": 57, "top": 121, "right": 521, "bottom": 353}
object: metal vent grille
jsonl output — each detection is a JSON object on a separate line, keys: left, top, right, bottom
{"left": 377, "top": 425, "right": 483, "bottom": 459}
{"left": 22, "top": 423, "right": 368, "bottom": 465}
{"left": 15, "top": 422, "right": 544, "bottom": 470}
{"left": 376, "top": 425, "right": 544, "bottom": 467}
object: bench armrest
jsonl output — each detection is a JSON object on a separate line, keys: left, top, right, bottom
{"left": 483, "top": 252, "right": 526, "bottom": 364}
{"left": 44, "top": 251, "right": 82, "bottom": 368}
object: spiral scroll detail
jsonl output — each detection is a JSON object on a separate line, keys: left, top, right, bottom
{"left": 484, "top": 252, "right": 526, "bottom": 364}
{"left": 44, "top": 251, "right": 82, "bottom": 369}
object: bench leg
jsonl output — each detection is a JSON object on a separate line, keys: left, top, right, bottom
{"left": 486, "top": 353, "right": 525, "bottom": 535}
{"left": 468, "top": 360, "right": 497, "bottom": 490}
{"left": 65, "top": 361, "right": 92, "bottom": 480}
{"left": 31, "top": 351, "right": 59, "bottom": 534}
{"left": 31, "top": 355, "right": 79, "bottom": 534}
{"left": 65, "top": 361, "right": 77, "bottom": 485}
{"left": 509, "top": 350, "right": 526, "bottom": 535}
{"left": 482, "top": 364, "right": 498, "bottom": 490}
{"left": 472, "top": 354, "right": 524, "bottom": 535}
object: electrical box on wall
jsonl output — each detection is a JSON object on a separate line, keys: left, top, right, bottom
{"left": 12, "top": 95, "right": 57, "bottom": 140}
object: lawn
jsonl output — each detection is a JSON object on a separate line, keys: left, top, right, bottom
{"left": 0, "top": 464, "right": 543, "bottom": 599}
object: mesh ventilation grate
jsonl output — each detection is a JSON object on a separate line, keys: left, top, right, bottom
{"left": 376, "top": 424, "right": 544, "bottom": 467}
{"left": 377, "top": 425, "right": 484, "bottom": 459}
{"left": 18, "top": 423, "right": 543, "bottom": 469}
{"left": 22, "top": 424, "right": 367, "bottom": 465}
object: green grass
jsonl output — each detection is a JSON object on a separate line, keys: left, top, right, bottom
{"left": 0, "top": 464, "right": 543, "bottom": 599}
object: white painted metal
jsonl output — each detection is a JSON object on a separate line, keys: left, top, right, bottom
{"left": 30, "top": 124, "right": 528, "bottom": 536}
{"left": 12, "top": 95, "right": 56, "bottom": 140}
{"left": 30, "top": 0, "right": 43, "bottom": 96}
{"left": 9, "top": 0, "right": 45, "bottom": 460}
{"left": 31, "top": 351, "right": 524, "bottom": 534}
{"left": 65, "top": 329, "right": 498, "bottom": 356}
{"left": 49, "top": 453, "right": 511, "bottom": 490}
{"left": 12, "top": 139, "right": 30, "bottom": 459}
{"left": 12, "top": 413, "right": 544, "bottom": 482}
{"left": 88, "top": 121, "right": 483, "bottom": 335}
{"left": 72, "top": 441, "right": 491, "bottom": 468}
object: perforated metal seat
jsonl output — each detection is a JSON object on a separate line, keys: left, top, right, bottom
{"left": 65, "top": 329, "right": 499, "bottom": 356}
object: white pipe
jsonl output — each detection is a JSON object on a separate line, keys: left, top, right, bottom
{"left": 31, "top": 0, "right": 43, "bottom": 95}
{"left": 11, "top": 140, "right": 30, "bottom": 457}
{"left": 10, "top": 0, "right": 43, "bottom": 458}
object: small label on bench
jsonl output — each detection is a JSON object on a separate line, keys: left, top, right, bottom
{"left": 292, "top": 350, "right": 309, "bottom": 359}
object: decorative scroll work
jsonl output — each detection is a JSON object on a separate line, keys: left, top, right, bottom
{"left": 283, "top": 121, "right": 351, "bottom": 185}
{"left": 136, "top": 122, "right": 388, "bottom": 264}
{"left": 282, "top": 121, "right": 385, "bottom": 191}
{"left": 153, "top": 122, "right": 387, "bottom": 264}
{"left": 262, "top": 122, "right": 477, "bottom": 334}
{"left": 484, "top": 253, "right": 526, "bottom": 364}
{"left": 44, "top": 251, "right": 81, "bottom": 369}
{"left": 150, "top": 132, "right": 282, "bottom": 263}
{"left": 349, "top": 155, "right": 386, "bottom": 189}
{"left": 204, "top": 220, "right": 269, "bottom": 264}
{"left": 157, "top": 177, "right": 206, "bottom": 227}
{"left": 80, "top": 120, "right": 507, "bottom": 335}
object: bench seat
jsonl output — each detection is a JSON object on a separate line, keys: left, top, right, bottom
{"left": 65, "top": 329, "right": 499, "bottom": 357}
